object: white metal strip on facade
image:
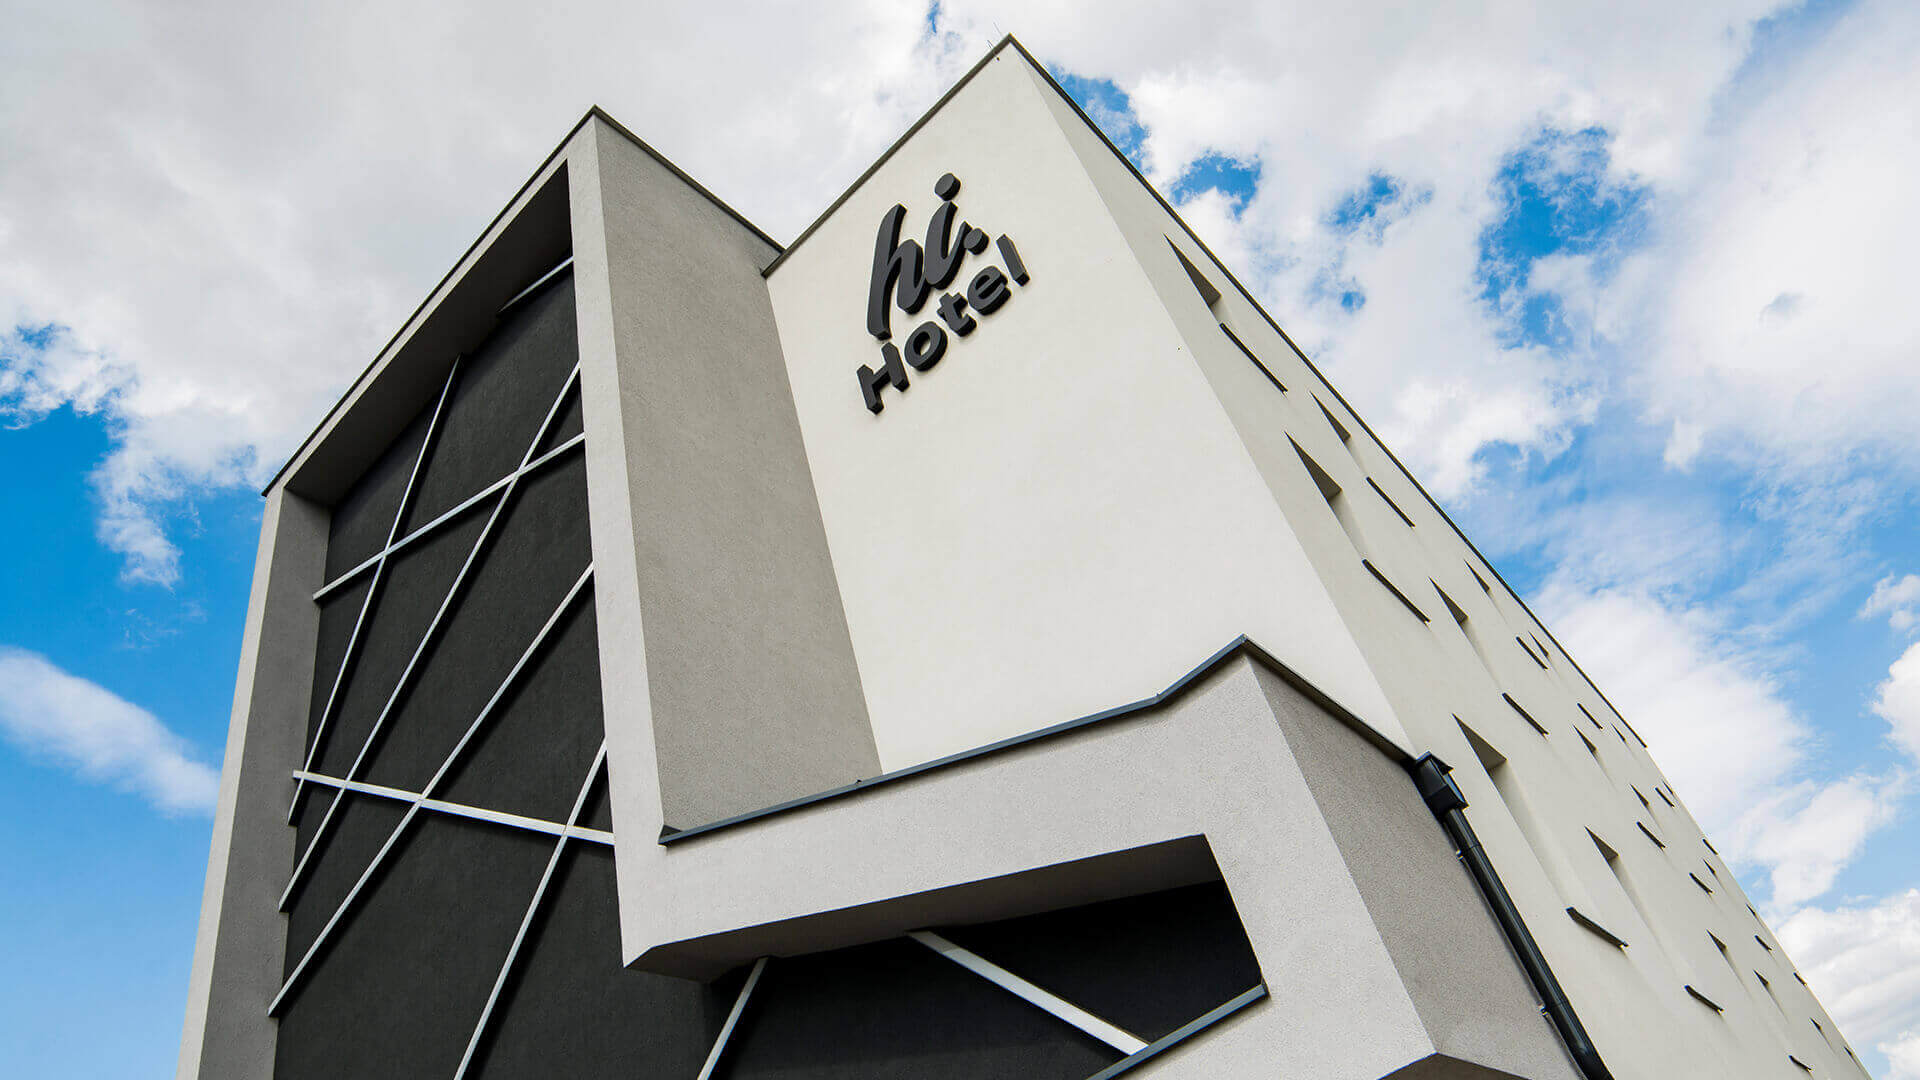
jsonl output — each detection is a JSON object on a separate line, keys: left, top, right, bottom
{"left": 311, "top": 431, "right": 585, "bottom": 603}
{"left": 907, "top": 930, "right": 1149, "bottom": 1055}
{"left": 289, "top": 770, "right": 613, "bottom": 847}
{"left": 695, "top": 956, "right": 769, "bottom": 1080}
{"left": 269, "top": 565, "right": 595, "bottom": 1014}
{"left": 279, "top": 365, "right": 584, "bottom": 911}
{"left": 453, "top": 743, "right": 608, "bottom": 1080}
{"left": 290, "top": 359, "right": 461, "bottom": 819}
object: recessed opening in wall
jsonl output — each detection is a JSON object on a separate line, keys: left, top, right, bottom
{"left": 1710, "top": 932, "right": 1737, "bottom": 974}
{"left": 1315, "top": 397, "right": 1353, "bottom": 444}
{"left": 1292, "top": 438, "right": 1368, "bottom": 557}
{"left": 1366, "top": 477, "right": 1414, "bottom": 527}
{"left": 1592, "top": 829, "right": 1661, "bottom": 950}
{"left": 1503, "top": 693, "right": 1548, "bottom": 736}
{"left": 1219, "top": 322, "right": 1287, "bottom": 393}
{"left": 1530, "top": 633, "right": 1552, "bottom": 666}
{"left": 1460, "top": 720, "right": 1581, "bottom": 902}
{"left": 1517, "top": 635, "right": 1549, "bottom": 670}
{"left": 1632, "top": 786, "right": 1651, "bottom": 812}
{"left": 1576, "top": 703, "right": 1603, "bottom": 732}
{"left": 1436, "top": 582, "right": 1499, "bottom": 676}
{"left": 1167, "top": 238, "right": 1222, "bottom": 310}
{"left": 1467, "top": 560, "right": 1492, "bottom": 594}
{"left": 1362, "top": 559, "right": 1429, "bottom": 624}
{"left": 1576, "top": 729, "right": 1608, "bottom": 780}
{"left": 1690, "top": 872, "right": 1714, "bottom": 896}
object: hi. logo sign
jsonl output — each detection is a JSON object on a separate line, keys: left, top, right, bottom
{"left": 858, "top": 173, "right": 1030, "bottom": 414}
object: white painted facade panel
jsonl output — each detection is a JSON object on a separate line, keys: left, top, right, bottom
{"left": 767, "top": 52, "right": 1405, "bottom": 773}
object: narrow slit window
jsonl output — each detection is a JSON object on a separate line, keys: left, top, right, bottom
{"left": 1366, "top": 477, "right": 1414, "bottom": 527}
{"left": 1517, "top": 635, "right": 1549, "bottom": 670}
{"left": 1503, "top": 693, "right": 1548, "bottom": 736}
{"left": 1577, "top": 702, "right": 1604, "bottom": 731}
{"left": 1363, "top": 559, "right": 1430, "bottom": 623}
{"left": 1219, "top": 323, "right": 1287, "bottom": 393}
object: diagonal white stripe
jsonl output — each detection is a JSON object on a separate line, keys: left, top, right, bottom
{"left": 907, "top": 930, "right": 1149, "bottom": 1055}
{"left": 290, "top": 769, "right": 613, "bottom": 847}
{"left": 290, "top": 357, "right": 460, "bottom": 821}
{"left": 279, "top": 364, "right": 583, "bottom": 911}
{"left": 696, "top": 956, "right": 769, "bottom": 1080}
{"left": 452, "top": 742, "right": 607, "bottom": 1080}
{"left": 268, "top": 565, "right": 593, "bottom": 1015}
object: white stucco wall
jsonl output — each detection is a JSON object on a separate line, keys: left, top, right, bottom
{"left": 766, "top": 49, "right": 1405, "bottom": 774}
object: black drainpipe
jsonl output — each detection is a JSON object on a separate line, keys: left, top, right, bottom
{"left": 1408, "top": 753, "right": 1615, "bottom": 1080}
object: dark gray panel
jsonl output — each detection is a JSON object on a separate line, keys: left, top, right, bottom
{"left": 303, "top": 575, "right": 373, "bottom": 764}
{"left": 715, "top": 938, "right": 1120, "bottom": 1080}
{"left": 361, "top": 453, "right": 593, "bottom": 794}
{"left": 402, "top": 274, "right": 579, "bottom": 531}
{"left": 309, "top": 506, "right": 491, "bottom": 782}
{"left": 283, "top": 793, "right": 409, "bottom": 972}
{"left": 323, "top": 406, "right": 433, "bottom": 581}
{"left": 938, "top": 881, "right": 1262, "bottom": 1042}
{"left": 470, "top": 847, "right": 727, "bottom": 1079}
{"left": 438, "top": 598, "right": 604, "bottom": 823}
{"left": 272, "top": 816, "right": 552, "bottom": 1080}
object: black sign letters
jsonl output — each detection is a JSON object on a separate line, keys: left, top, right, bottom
{"left": 859, "top": 173, "right": 1030, "bottom": 414}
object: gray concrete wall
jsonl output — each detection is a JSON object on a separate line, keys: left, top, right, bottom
{"left": 1254, "top": 663, "right": 1581, "bottom": 1080}
{"left": 176, "top": 488, "right": 328, "bottom": 1080}
{"left": 569, "top": 117, "right": 878, "bottom": 833}
{"left": 608, "top": 648, "right": 1581, "bottom": 1080}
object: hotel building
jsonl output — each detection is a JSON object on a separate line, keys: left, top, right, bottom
{"left": 177, "top": 37, "right": 1868, "bottom": 1080}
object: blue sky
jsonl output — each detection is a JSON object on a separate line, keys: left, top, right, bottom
{"left": 4, "top": 1, "right": 1919, "bottom": 1076}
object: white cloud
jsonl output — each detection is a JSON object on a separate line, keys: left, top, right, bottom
{"left": 1863, "top": 575, "right": 1920, "bottom": 633}
{"left": 0, "top": 646, "right": 218, "bottom": 814}
{"left": 1623, "top": 0, "right": 1920, "bottom": 482}
{"left": 0, "top": 0, "right": 981, "bottom": 586}
{"left": 1874, "top": 642, "right": 1920, "bottom": 763}
{"left": 1534, "top": 579, "right": 1905, "bottom": 911}
{"left": 1777, "top": 890, "right": 1920, "bottom": 1077}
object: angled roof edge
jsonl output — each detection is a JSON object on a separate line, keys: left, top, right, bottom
{"left": 1002, "top": 38, "right": 1641, "bottom": 734}
{"left": 761, "top": 35, "right": 1021, "bottom": 277}
{"left": 262, "top": 106, "right": 779, "bottom": 496}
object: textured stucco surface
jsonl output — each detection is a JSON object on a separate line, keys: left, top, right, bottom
{"left": 177, "top": 488, "right": 327, "bottom": 1080}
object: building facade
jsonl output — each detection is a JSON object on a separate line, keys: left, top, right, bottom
{"left": 178, "top": 37, "right": 1870, "bottom": 1080}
